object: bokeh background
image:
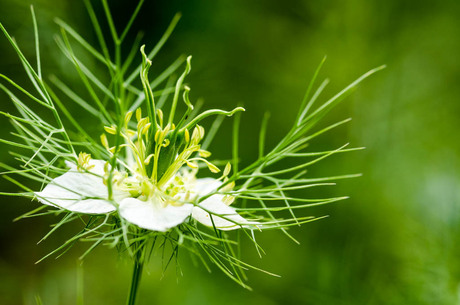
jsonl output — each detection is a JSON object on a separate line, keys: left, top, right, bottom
{"left": 1, "top": 0, "right": 460, "bottom": 304}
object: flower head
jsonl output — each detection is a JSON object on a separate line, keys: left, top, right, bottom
{"left": 37, "top": 117, "right": 254, "bottom": 232}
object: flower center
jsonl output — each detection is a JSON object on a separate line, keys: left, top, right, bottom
{"left": 80, "top": 108, "right": 234, "bottom": 208}
{"left": 101, "top": 108, "right": 219, "bottom": 187}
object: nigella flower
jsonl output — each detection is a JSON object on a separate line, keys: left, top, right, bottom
{"left": 30, "top": 48, "right": 254, "bottom": 232}
{"left": 36, "top": 125, "right": 254, "bottom": 232}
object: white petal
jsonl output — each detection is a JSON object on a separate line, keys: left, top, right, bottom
{"left": 86, "top": 159, "right": 107, "bottom": 176}
{"left": 194, "top": 178, "right": 222, "bottom": 196}
{"left": 119, "top": 197, "right": 193, "bottom": 232}
{"left": 35, "top": 170, "right": 126, "bottom": 214}
{"left": 65, "top": 160, "right": 77, "bottom": 170}
{"left": 192, "top": 195, "right": 253, "bottom": 231}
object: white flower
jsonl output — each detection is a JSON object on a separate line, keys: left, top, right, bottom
{"left": 36, "top": 159, "right": 253, "bottom": 232}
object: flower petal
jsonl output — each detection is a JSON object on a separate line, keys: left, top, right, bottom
{"left": 86, "top": 159, "right": 107, "bottom": 176}
{"left": 192, "top": 195, "right": 253, "bottom": 231}
{"left": 35, "top": 169, "right": 126, "bottom": 214}
{"left": 119, "top": 197, "right": 193, "bottom": 232}
{"left": 194, "top": 178, "right": 222, "bottom": 196}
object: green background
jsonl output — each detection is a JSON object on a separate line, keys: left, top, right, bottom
{"left": 1, "top": 0, "right": 460, "bottom": 304}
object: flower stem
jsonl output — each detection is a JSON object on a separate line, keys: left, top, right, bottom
{"left": 126, "top": 248, "right": 144, "bottom": 305}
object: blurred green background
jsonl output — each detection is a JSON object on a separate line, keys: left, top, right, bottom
{"left": 1, "top": 0, "right": 460, "bottom": 304}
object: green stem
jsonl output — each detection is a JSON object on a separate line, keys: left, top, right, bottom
{"left": 127, "top": 250, "right": 144, "bottom": 305}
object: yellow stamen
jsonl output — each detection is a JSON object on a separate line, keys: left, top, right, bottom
{"left": 184, "top": 129, "right": 190, "bottom": 143}
{"left": 100, "top": 134, "right": 109, "bottom": 149}
{"left": 223, "top": 162, "right": 232, "bottom": 177}
{"left": 124, "top": 111, "right": 133, "bottom": 128}
{"left": 104, "top": 126, "right": 117, "bottom": 135}
{"left": 199, "top": 150, "right": 211, "bottom": 158}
